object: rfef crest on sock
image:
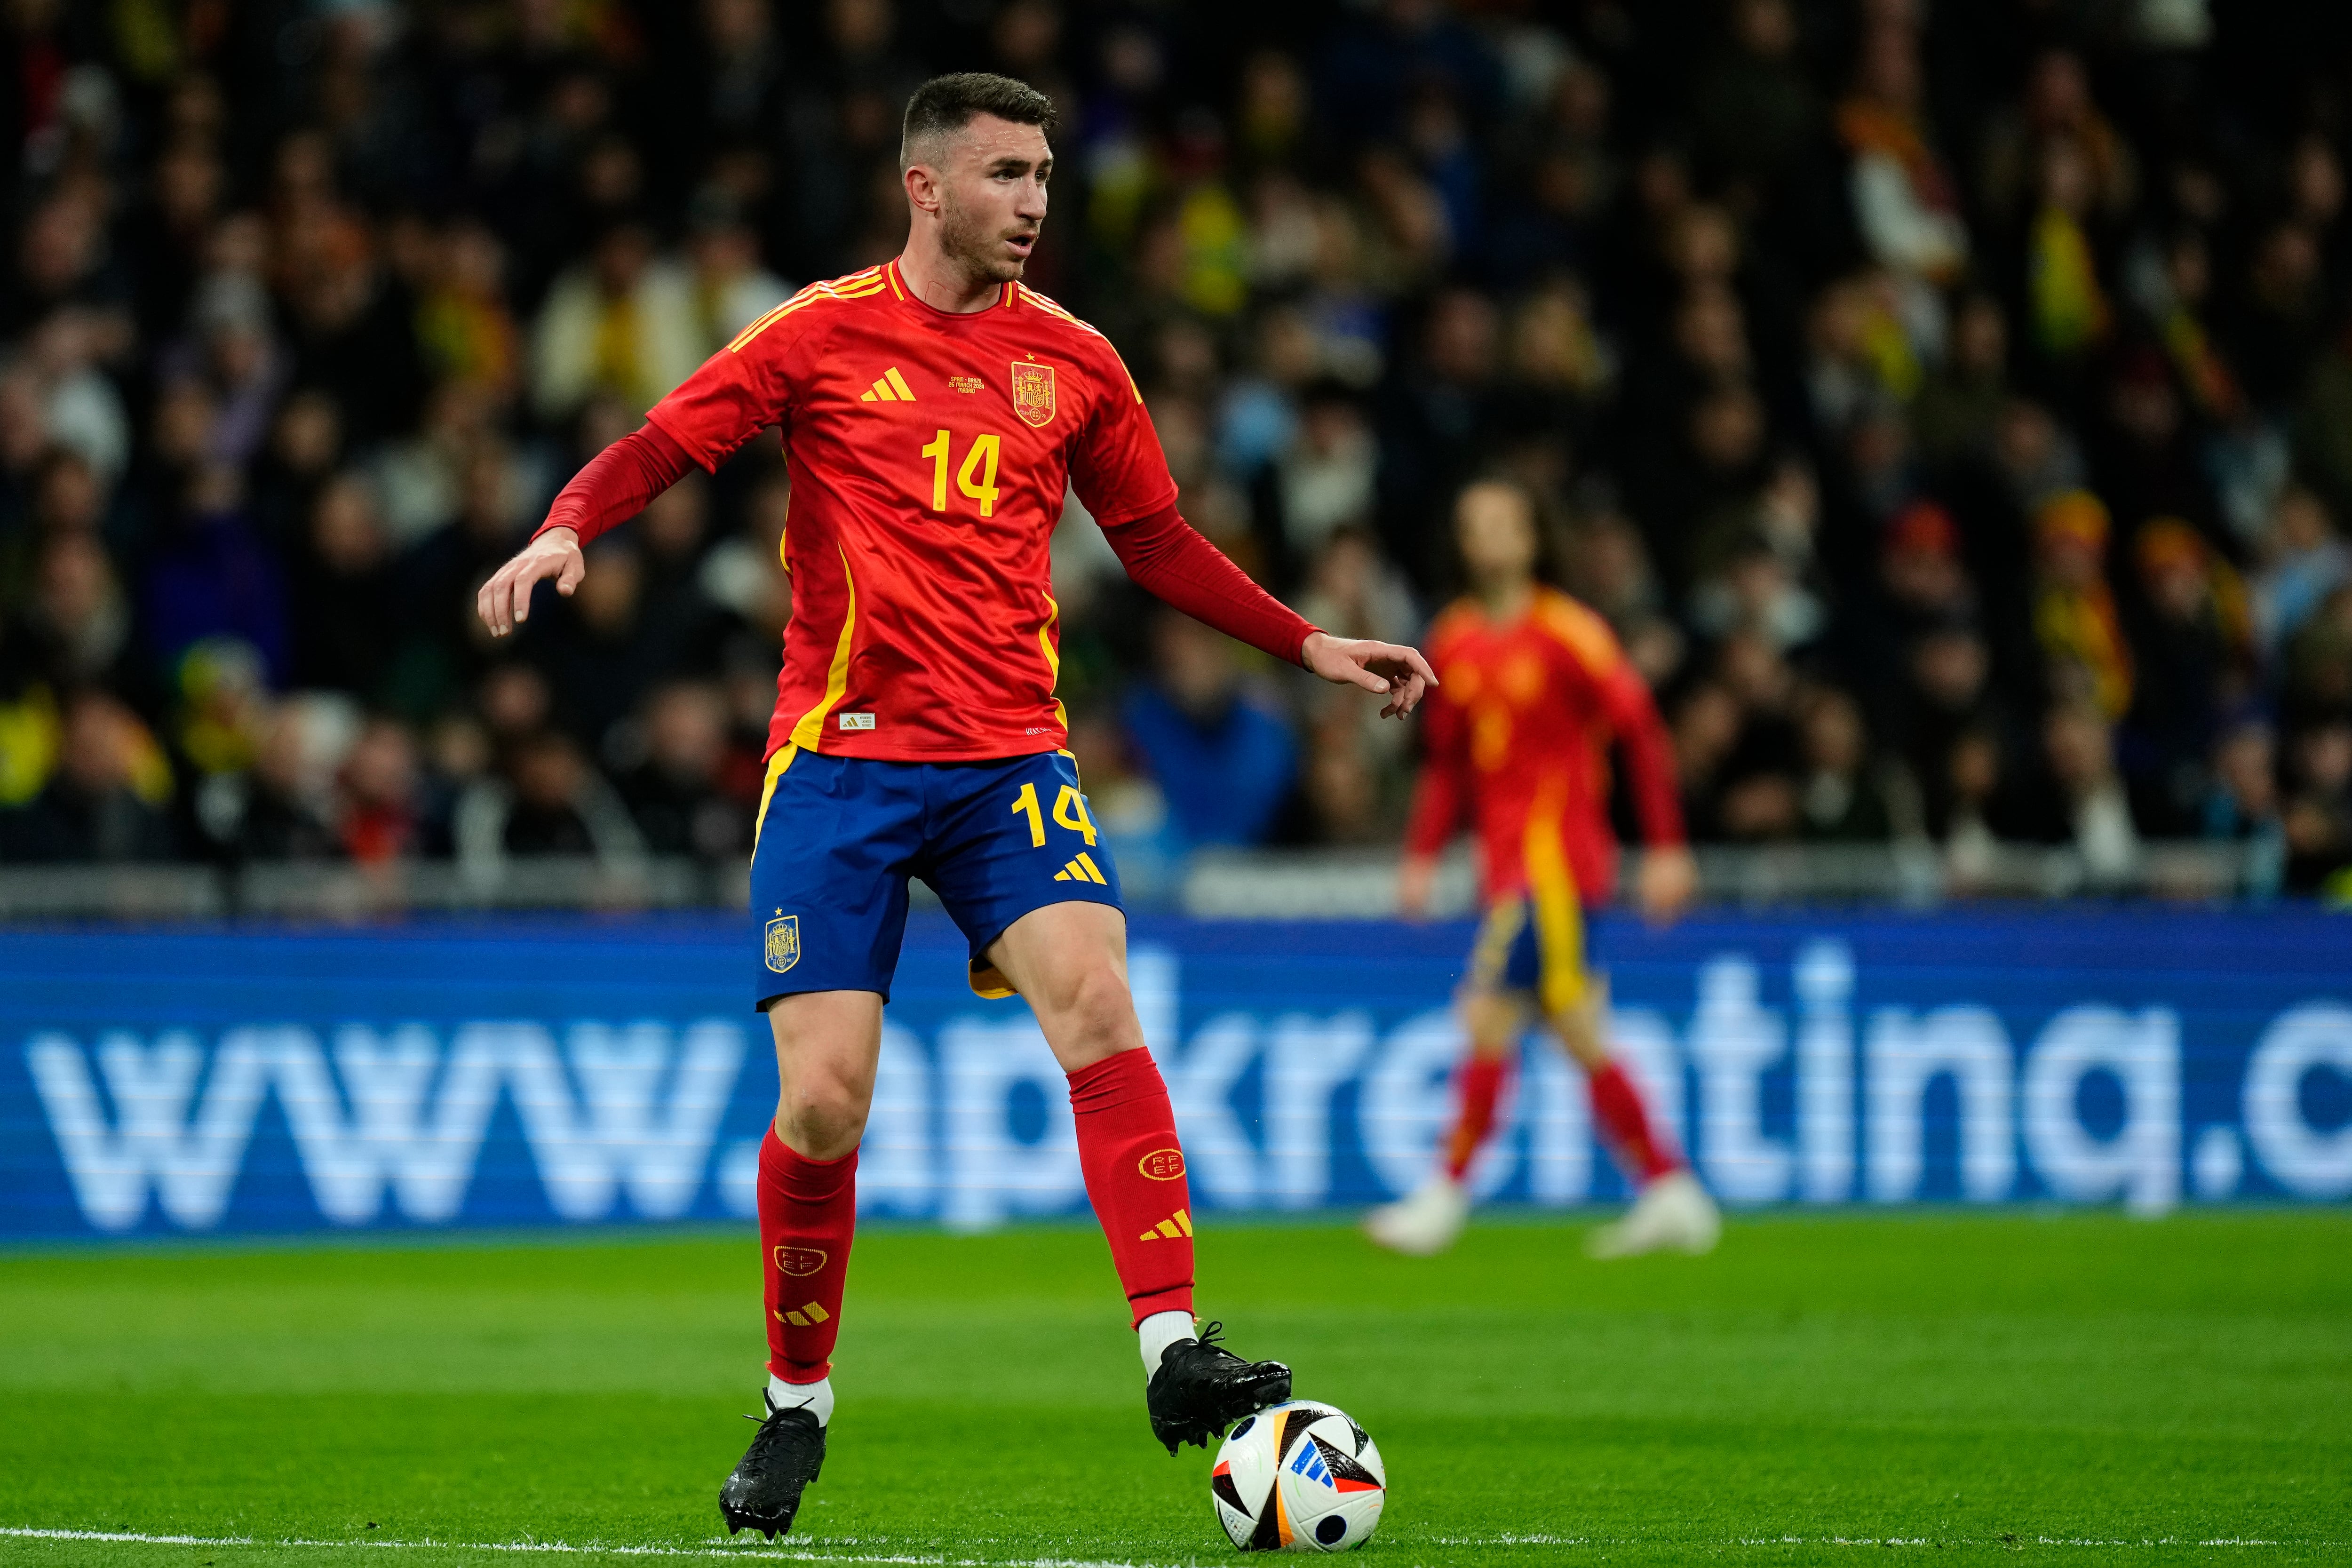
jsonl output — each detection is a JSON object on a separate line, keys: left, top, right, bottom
{"left": 758, "top": 1128, "right": 858, "bottom": 1382}
{"left": 1067, "top": 1049, "right": 1196, "bottom": 1327}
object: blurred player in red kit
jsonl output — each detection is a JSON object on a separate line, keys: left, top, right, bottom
{"left": 1364, "top": 479, "right": 1719, "bottom": 1259}
{"left": 474, "top": 74, "right": 1435, "bottom": 1538}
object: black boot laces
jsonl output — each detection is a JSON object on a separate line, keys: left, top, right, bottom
{"left": 1185, "top": 1320, "right": 1252, "bottom": 1374}
{"left": 739, "top": 1402, "right": 820, "bottom": 1475}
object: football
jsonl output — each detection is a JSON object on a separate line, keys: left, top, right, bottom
{"left": 1210, "top": 1401, "right": 1386, "bottom": 1552}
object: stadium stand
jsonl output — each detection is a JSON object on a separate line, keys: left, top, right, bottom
{"left": 0, "top": 0, "right": 2346, "bottom": 907}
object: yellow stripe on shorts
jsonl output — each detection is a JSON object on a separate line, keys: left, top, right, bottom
{"left": 1523, "top": 810, "right": 1589, "bottom": 1016}
{"left": 750, "top": 744, "right": 799, "bottom": 855}
{"left": 1468, "top": 899, "right": 1527, "bottom": 992}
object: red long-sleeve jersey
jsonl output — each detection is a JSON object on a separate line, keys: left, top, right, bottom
{"left": 538, "top": 262, "right": 1318, "bottom": 764}
{"left": 1403, "top": 587, "right": 1684, "bottom": 906}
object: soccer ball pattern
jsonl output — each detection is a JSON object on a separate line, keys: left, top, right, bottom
{"left": 1210, "top": 1401, "right": 1386, "bottom": 1552}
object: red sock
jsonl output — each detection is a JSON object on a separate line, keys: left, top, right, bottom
{"left": 1442, "top": 1056, "right": 1511, "bottom": 1181}
{"left": 1068, "top": 1049, "right": 1195, "bottom": 1327}
{"left": 1589, "top": 1059, "right": 1681, "bottom": 1183}
{"left": 758, "top": 1125, "right": 857, "bottom": 1383}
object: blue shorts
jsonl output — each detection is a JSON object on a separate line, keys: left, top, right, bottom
{"left": 747, "top": 747, "right": 1121, "bottom": 1008}
{"left": 1466, "top": 891, "right": 1593, "bottom": 1017}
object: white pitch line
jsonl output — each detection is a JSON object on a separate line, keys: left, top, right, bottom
{"left": 1721, "top": 1540, "right": 2287, "bottom": 1552}
{"left": 0, "top": 1526, "right": 2311, "bottom": 1558}
{"left": 1419, "top": 1535, "right": 2299, "bottom": 1552}
{"left": 0, "top": 1531, "right": 1154, "bottom": 1567}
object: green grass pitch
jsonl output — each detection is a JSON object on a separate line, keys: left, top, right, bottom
{"left": 1, "top": 1213, "right": 2346, "bottom": 1567}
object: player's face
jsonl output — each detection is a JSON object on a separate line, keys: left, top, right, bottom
{"left": 1455, "top": 484, "right": 1538, "bottom": 587}
{"left": 936, "top": 116, "right": 1053, "bottom": 283}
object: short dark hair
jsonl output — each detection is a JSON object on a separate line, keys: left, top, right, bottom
{"left": 899, "top": 73, "right": 1057, "bottom": 171}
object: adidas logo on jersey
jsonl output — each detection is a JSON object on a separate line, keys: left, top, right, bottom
{"left": 1053, "top": 852, "right": 1109, "bottom": 884}
{"left": 1137, "top": 1208, "right": 1192, "bottom": 1242}
{"left": 859, "top": 367, "right": 916, "bottom": 402}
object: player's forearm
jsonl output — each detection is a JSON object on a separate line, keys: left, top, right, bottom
{"left": 532, "top": 423, "right": 695, "bottom": 548}
{"left": 1631, "top": 766, "right": 1687, "bottom": 846}
{"left": 1599, "top": 669, "right": 1686, "bottom": 847}
{"left": 1098, "top": 504, "right": 1317, "bottom": 666}
{"left": 1619, "top": 718, "right": 1688, "bottom": 847}
{"left": 1400, "top": 767, "right": 1465, "bottom": 860}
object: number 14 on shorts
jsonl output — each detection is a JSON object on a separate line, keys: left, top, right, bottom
{"left": 1011, "top": 780, "right": 1110, "bottom": 884}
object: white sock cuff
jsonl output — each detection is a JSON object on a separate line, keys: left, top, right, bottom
{"left": 1137, "top": 1309, "right": 1197, "bottom": 1376}
{"left": 767, "top": 1372, "right": 835, "bottom": 1428}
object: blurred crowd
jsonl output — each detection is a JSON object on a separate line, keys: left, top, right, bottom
{"left": 2, "top": 0, "right": 2350, "bottom": 899}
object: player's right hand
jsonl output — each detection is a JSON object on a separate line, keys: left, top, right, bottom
{"left": 1396, "top": 855, "right": 1438, "bottom": 922}
{"left": 477, "top": 526, "right": 585, "bottom": 637}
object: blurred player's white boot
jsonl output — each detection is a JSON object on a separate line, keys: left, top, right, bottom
{"left": 1364, "top": 1174, "right": 1470, "bottom": 1257}
{"left": 1585, "top": 1170, "right": 1719, "bottom": 1259}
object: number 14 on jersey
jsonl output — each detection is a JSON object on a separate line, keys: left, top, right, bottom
{"left": 922, "top": 429, "right": 1002, "bottom": 518}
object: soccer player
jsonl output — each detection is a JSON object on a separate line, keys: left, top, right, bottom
{"left": 474, "top": 74, "right": 1434, "bottom": 1540}
{"left": 1363, "top": 478, "right": 1719, "bottom": 1260}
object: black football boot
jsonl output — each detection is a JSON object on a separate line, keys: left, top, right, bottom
{"left": 718, "top": 1396, "right": 826, "bottom": 1540}
{"left": 1144, "top": 1321, "right": 1292, "bottom": 1455}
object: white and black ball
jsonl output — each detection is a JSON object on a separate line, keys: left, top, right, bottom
{"left": 1210, "top": 1401, "right": 1385, "bottom": 1552}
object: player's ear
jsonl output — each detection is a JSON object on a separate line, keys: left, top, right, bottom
{"left": 904, "top": 160, "right": 942, "bottom": 217}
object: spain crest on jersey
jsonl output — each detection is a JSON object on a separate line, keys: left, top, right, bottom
{"left": 764, "top": 914, "right": 800, "bottom": 973}
{"left": 1010, "top": 360, "right": 1056, "bottom": 427}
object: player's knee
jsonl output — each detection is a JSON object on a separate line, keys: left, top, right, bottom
{"left": 776, "top": 1075, "right": 870, "bottom": 1160}
{"left": 1461, "top": 989, "right": 1525, "bottom": 1053}
{"left": 1549, "top": 999, "right": 1607, "bottom": 1067}
{"left": 1073, "top": 961, "right": 1139, "bottom": 1038}
{"left": 1041, "top": 960, "right": 1140, "bottom": 1063}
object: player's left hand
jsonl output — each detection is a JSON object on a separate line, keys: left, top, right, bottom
{"left": 1634, "top": 845, "right": 1698, "bottom": 925}
{"left": 477, "top": 526, "right": 585, "bottom": 638}
{"left": 1302, "top": 632, "right": 1437, "bottom": 719}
